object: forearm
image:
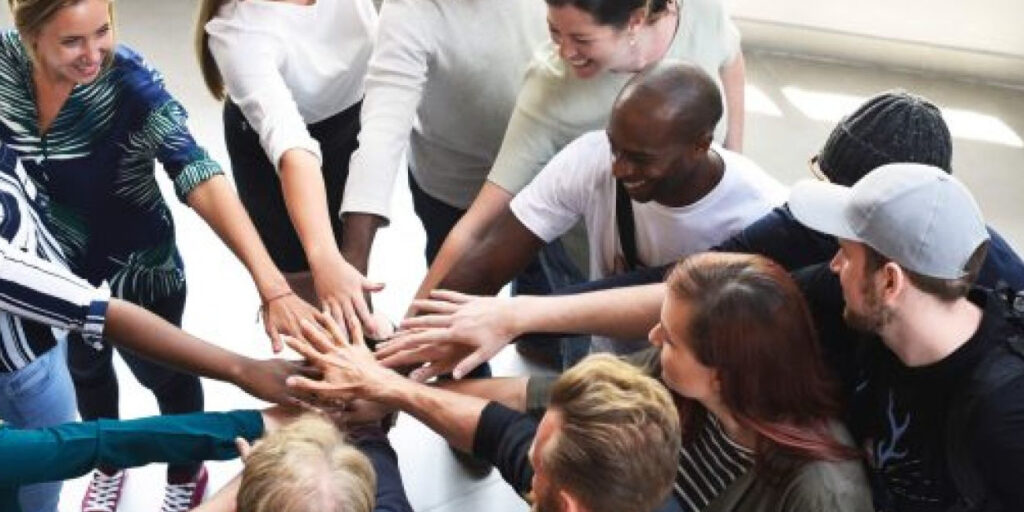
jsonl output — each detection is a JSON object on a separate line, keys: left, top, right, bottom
{"left": 186, "top": 175, "right": 290, "bottom": 300}
{"left": 339, "top": 213, "right": 385, "bottom": 275}
{"left": 412, "top": 183, "right": 513, "bottom": 304}
{"left": 513, "top": 283, "right": 665, "bottom": 340}
{"left": 374, "top": 375, "right": 488, "bottom": 453}
{"left": 278, "top": 148, "right": 347, "bottom": 271}
{"left": 720, "top": 52, "right": 746, "bottom": 153}
{"left": 103, "top": 299, "right": 251, "bottom": 385}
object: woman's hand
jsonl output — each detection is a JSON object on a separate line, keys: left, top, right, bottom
{"left": 310, "top": 255, "right": 385, "bottom": 338}
{"left": 376, "top": 290, "right": 520, "bottom": 379}
{"left": 260, "top": 290, "right": 323, "bottom": 353}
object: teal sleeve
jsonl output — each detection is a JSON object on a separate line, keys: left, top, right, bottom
{"left": 0, "top": 410, "right": 263, "bottom": 487}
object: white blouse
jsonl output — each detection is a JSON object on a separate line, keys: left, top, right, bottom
{"left": 206, "top": 0, "right": 377, "bottom": 170}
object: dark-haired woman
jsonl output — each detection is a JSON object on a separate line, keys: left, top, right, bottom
{"left": 412, "top": 0, "right": 746, "bottom": 325}
{"left": 646, "top": 252, "right": 870, "bottom": 511}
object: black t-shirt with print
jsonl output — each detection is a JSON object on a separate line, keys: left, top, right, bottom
{"left": 795, "top": 265, "right": 1024, "bottom": 511}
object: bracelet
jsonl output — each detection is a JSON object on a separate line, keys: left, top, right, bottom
{"left": 263, "top": 290, "right": 295, "bottom": 305}
{"left": 257, "top": 290, "right": 295, "bottom": 322}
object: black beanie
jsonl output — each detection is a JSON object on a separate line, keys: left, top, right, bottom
{"left": 817, "top": 91, "right": 952, "bottom": 187}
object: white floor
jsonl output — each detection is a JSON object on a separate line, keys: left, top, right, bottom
{"left": 0, "top": 1, "right": 1020, "bottom": 511}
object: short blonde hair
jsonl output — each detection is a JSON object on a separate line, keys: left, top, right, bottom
{"left": 237, "top": 415, "right": 376, "bottom": 512}
{"left": 545, "top": 354, "right": 681, "bottom": 512}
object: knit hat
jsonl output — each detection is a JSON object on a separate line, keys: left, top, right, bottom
{"left": 817, "top": 91, "right": 952, "bottom": 187}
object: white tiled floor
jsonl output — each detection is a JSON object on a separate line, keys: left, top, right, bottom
{"left": 0, "top": 1, "right": 1020, "bottom": 511}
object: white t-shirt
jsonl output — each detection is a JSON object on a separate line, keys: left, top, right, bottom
{"left": 341, "top": 0, "right": 547, "bottom": 221}
{"left": 510, "top": 131, "right": 787, "bottom": 280}
{"left": 488, "top": 0, "right": 741, "bottom": 195}
{"left": 205, "top": 0, "right": 377, "bottom": 170}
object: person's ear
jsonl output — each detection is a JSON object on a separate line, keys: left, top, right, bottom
{"left": 561, "top": 490, "right": 584, "bottom": 512}
{"left": 627, "top": 7, "right": 646, "bottom": 34}
{"left": 879, "top": 261, "right": 905, "bottom": 306}
{"left": 693, "top": 131, "right": 713, "bottom": 153}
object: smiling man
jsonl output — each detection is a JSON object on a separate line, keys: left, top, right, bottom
{"left": 436, "top": 60, "right": 784, "bottom": 354}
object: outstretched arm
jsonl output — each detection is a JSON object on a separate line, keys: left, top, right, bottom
{"left": 377, "top": 283, "right": 665, "bottom": 378}
{"left": 720, "top": 52, "right": 746, "bottom": 153}
{"left": 186, "top": 173, "right": 320, "bottom": 352}
{"left": 0, "top": 410, "right": 265, "bottom": 488}
{"left": 435, "top": 206, "right": 545, "bottom": 296}
{"left": 408, "top": 183, "right": 516, "bottom": 314}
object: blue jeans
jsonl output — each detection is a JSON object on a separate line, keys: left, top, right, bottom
{"left": 0, "top": 339, "right": 78, "bottom": 512}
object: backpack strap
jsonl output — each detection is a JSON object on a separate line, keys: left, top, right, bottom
{"left": 945, "top": 289, "right": 1024, "bottom": 512}
{"left": 615, "top": 179, "right": 641, "bottom": 272}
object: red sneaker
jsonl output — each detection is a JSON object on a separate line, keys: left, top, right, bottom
{"left": 160, "top": 465, "right": 208, "bottom": 512}
{"left": 81, "top": 469, "right": 127, "bottom": 512}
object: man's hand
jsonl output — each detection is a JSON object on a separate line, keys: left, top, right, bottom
{"left": 285, "top": 314, "right": 400, "bottom": 404}
{"left": 376, "top": 290, "right": 520, "bottom": 379}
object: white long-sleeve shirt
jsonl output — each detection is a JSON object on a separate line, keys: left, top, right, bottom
{"left": 340, "top": 0, "right": 547, "bottom": 221}
{"left": 205, "top": 0, "right": 377, "bottom": 170}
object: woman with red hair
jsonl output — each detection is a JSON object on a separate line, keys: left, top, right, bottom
{"left": 647, "top": 252, "right": 871, "bottom": 511}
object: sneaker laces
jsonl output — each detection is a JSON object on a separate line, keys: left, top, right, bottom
{"left": 82, "top": 470, "right": 126, "bottom": 512}
{"left": 160, "top": 480, "right": 199, "bottom": 512}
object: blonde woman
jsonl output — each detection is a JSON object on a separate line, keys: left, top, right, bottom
{"left": 1, "top": 0, "right": 321, "bottom": 510}
{"left": 196, "top": 0, "right": 383, "bottom": 333}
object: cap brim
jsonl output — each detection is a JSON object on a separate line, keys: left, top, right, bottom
{"left": 788, "top": 180, "right": 861, "bottom": 242}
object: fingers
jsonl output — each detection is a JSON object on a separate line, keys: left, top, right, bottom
{"left": 341, "top": 300, "right": 366, "bottom": 347}
{"left": 453, "top": 350, "right": 489, "bottom": 380}
{"left": 399, "top": 314, "right": 453, "bottom": 330}
{"left": 285, "top": 335, "right": 337, "bottom": 368}
{"left": 327, "top": 299, "right": 345, "bottom": 329}
{"left": 409, "top": 298, "right": 459, "bottom": 315}
{"left": 409, "top": 363, "right": 447, "bottom": 383}
{"left": 297, "top": 318, "right": 338, "bottom": 354}
{"left": 428, "top": 289, "right": 473, "bottom": 304}
{"left": 268, "top": 323, "right": 283, "bottom": 354}
{"left": 375, "top": 330, "right": 449, "bottom": 362}
{"left": 235, "top": 437, "right": 253, "bottom": 460}
{"left": 362, "top": 280, "right": 385, "bottom": 293}
{"left": 285, "top": 374, "right": 352, "bottom": 400}
{"left": 320, "top": 310, "right": 352, "bottom": 347}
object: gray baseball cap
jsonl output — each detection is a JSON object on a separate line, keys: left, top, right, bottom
{"left": 789, "top": 163, "right": 989, "bottom": 279}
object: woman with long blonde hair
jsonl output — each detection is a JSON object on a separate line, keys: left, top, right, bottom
{"left": 1, "top": 1, "right": 320, "bottom": 510}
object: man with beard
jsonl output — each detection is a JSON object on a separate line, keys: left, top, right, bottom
{"left": 788, "top": 163, "right": 1024, "bottom": 511}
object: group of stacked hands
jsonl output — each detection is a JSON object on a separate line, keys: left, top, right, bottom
{"left": 1, "top": 0, "right": 1023, "bottom": 511}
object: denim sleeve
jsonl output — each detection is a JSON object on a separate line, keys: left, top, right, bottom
{"left": 472, "top": 402, "right": 537, "bottom": 496}
{"left": 978, "top": 227, "right": 1024, "bottom": 291}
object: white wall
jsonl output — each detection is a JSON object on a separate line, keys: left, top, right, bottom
{"left": 730, "top": 0, "right": 1024, "bottom": 58}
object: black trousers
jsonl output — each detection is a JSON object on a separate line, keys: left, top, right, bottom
{"left": 223, "top": 100, "right": 361, "bottom": 273}
{"left": 67, "top": 289, "right": 203, "bottom": 476}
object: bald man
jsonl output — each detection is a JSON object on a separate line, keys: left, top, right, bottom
{"left": 432, "top": 60, "right": 785, "bottom": 355}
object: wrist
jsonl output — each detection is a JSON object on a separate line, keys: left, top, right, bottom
{"left": 373, "top": 371, "right": 413, "bottom": 406}
{"left": 255, "top": 271, "right": 292, "bottom": 302}
{"left": 307, "top": 246, "right": 346, "bottom": 273}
